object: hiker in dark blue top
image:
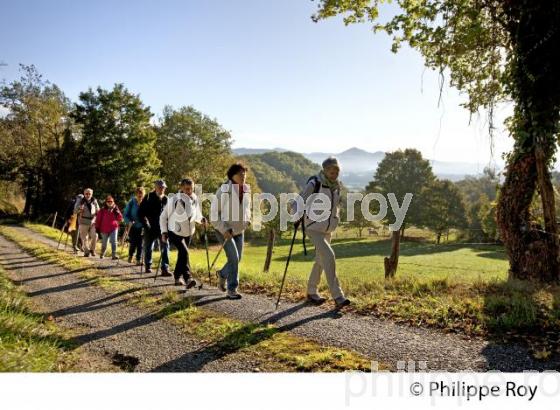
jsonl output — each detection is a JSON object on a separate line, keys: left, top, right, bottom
{"left": 123, "top": 187, "right": 145, "bottom": 265}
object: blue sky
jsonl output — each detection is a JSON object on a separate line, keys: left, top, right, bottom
{"left": 1, "top": 0, "right": 512, "bottom": 167}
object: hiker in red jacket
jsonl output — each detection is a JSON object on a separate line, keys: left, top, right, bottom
{"left": 95, "top": 195, "right": 123, "bottom": 260}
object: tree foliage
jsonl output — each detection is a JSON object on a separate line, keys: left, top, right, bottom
{"left": 155, "top": 105, "right": 233, "bottom": 192}
{"left": 71, "top": 84, "right": 160, "bottom": 202}
{"left": 366, "top": 148, "right": 435, "bottom": 235}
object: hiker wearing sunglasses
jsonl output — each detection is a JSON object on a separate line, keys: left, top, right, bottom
{"left": 95, "top": 195, "right": 123, "bottom": 260}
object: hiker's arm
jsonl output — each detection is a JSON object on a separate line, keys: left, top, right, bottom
{"left": 159, "top": 199, "right": 170, "bottom": 235}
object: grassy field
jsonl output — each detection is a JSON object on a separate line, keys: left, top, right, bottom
{"left": 23, "top": 222, "right": 560, "bottom": 357}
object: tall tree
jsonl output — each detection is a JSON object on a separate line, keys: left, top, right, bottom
{"left": 366, "top": 148, "right": 435, "bottom": 276}
{"left": 155, "top": 105, "right": 233, "bottom": 192}
{"left": 313, "top": 1, "right": 560, "bottom": 282}
{"left": 72, "top": 84, "right": 160, "bottom": 203}
{"left": 0, "top": 64, "right": 71, "bottom": 216}
{"left": 421, "top": 179, "right": 468, "bottom": 243}
{"left": 366, "top": 148, "right": 435, "bottom": 238}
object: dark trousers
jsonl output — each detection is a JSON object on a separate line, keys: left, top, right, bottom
{"left": 128, "top": 226, "right": 143, "bottom": 261}
{"left": 168, "top": 231, "right": 192, "bottom": 280}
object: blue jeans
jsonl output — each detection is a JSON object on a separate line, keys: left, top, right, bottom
{"left": 143, "top": 230, "right": 169, "bottom": 270}
{"left": 100, "top": 230, "right": 118, "bottom": 257}
{"left": 215, "top": 231, "right": 244, "bottom": 291}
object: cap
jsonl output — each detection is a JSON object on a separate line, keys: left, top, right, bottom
{"left": 155, "top": 179, "right": 167, "bottom": 188}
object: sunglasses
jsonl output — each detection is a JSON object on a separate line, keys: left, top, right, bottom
{"left": 106, "top": 201, "right": 113, "bottom": 204}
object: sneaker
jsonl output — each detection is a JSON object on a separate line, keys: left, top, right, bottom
{"left": 112, "top": 255, "right": 119, "bottom": 260}
{"left": 185, "top": 278, "right": 197, "bottom": 290}
{"left": 90, "top": 251, "right": 96, "bottom": 257}
{"left": 161, "top": 268, "right": 172, "bottom": 277}
{"left": 306, "top": 294, "right": 327, "bottom": 306}
{"left": 226, "top": 289, "right": 242, "bottom": 300}
{"left": 216, "top": 271, "right": 226, "bottom": 292}
{"left": 145, "top": 267, "right": 152, "bottom": 274}
{"left": 174, "top": 277, "right": 186, "bottom": 286}
{"left": 334, "top": 297, "right": 351, "bottom": 309}
{"left": 99, "top": 255, "right": 104, "bottom": 259}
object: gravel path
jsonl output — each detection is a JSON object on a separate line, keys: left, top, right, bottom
{"left": 3, "top": 225, "right": 560, "bottom": 372}
{"left": 0, "top": 232, "right": 270, "bottom": 372}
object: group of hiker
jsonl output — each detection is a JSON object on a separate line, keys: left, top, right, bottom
{"left": 62, "top": 158, "right": 351, "bottom": 307}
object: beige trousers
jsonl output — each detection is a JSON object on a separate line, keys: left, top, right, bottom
{"left": 79, "top": 223, "right": 97, "bottom": 253}
{"left": 307, "top": 230, "right": 344, "bottom": 300}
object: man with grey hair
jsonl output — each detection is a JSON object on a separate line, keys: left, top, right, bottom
{"left": 74, "top": 188, "right": 100, "bottom": 257}
{"left": 295, "top": 156, "right": 351, "bottom": 308}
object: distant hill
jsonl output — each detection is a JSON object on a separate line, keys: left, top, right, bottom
{"left": 236, "top": 151, "right": 320, "bottom": 194}
{"left": 233, "top": 146, "right": 493, "bottom": 190}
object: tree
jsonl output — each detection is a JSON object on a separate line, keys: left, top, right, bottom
{"left": 478, "top": 194, "right": 499, "bottom": 242}
{"left": 366, "top": 148, "right": 435, "bottom": 277}
{"left": 455, "top": 167, "right": 500, "bottom": 240}
{"left": 0, "top": 64, "right": 71, "bottom": 216}
{"left": 72, "top": 84, "right": 160, "bottom": 203}
{"left": 155, "top": 105, "right": 233, "bottom": 192}
{"left": 366, "top": 148, "right": 435, "bottom": 238}
{"left": 313, "top": 0, "right": 560, "bottom": 282}
{"left": 421, "top": 179, "right": 468, "bottom": 243}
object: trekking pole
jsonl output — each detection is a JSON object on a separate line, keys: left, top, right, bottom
{"left": 203, "top": 227, "right": 211, "bottom": 285}
{"left": 57, "top": 221, "right": 68, "bottom": 250}
{"left": 275, "top": 222, "right": 300, "bottom": 310}
{"left": 152, "top": 253, "right": 163, "bottom": 282}
{"left": 63, "top": 231, "right": 70, "bottom": 251}
{"left": 301, "top": 217, "right": 308, "bottom": 256}
{"left": 209, "top": 240, "right": 227, "bottom": 272}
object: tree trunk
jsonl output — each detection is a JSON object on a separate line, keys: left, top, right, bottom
{"left": 497, "top": 151, "right": 559, "bottom": 281}
{"left": 496, "top": 1, "right": 560, "bottom": 282}
{"left": 23, "top": 173, "right": 34, "bottom": 217}
{"left": 436, "top": 233, "right": 441, "bottom": 244}
{"left": 384, "top": 229, "right": 400, "bottom": 278}
{"left": 263, "top": 228, "right": 275, "bottom": 273}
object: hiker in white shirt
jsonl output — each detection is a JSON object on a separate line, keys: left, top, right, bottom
{"left": 160, "top": 178, "right": 206, "bottom": 290}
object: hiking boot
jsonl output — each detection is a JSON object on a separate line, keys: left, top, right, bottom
{"left": 226, "top": 289, "right": 242, "bottom": 300}
{"left": 306, "top": 294, "right": 327, "bottom": 306}
{"left": 136, "top": 260, "right": 143, "bottom": 266}
{"left": 334, "top": 297, "right": 351, "bottom": 309}
{"left": 128, "top": 256, "right": 133, "bottom": 264}
{"left": 90, "top": 251, "right": 96, "bottom": 257}
{"left": 216, "top": 271, "right": 226, "bottom": 292}
{"left": 99, "top": 254, "right": 104, "bottom": 259}
{"left": 145, "top": 267, "right": 152, "bottom": 273}
{"left": 175, "top": 277, "right": 186, "bottom": 286}
{"left": 112, "top": 255, "right": 119, "bottom": 260}
{"left": 161, "top": 268, "right": 172, "bottom": 277}
{"left": 185, "top": 278, "right": 197, "bottom": 290}
{"left": 84, "top": 251, "right": 90, "bottom": 257}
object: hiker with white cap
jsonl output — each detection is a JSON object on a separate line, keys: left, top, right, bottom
{"left": 296, "top": 156, "right": 351, "bottom": 308}
{"left": 138, "top": 179, "right": 170, "bottom": 275}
